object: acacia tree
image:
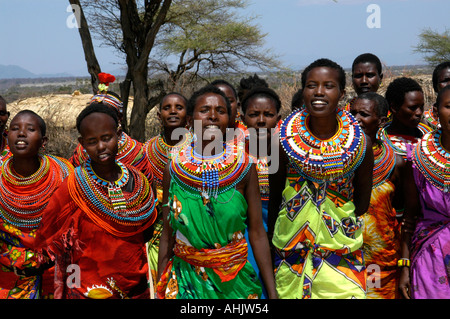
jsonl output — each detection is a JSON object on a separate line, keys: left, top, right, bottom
{"left": 78, "top": 0, "right": 172, "bottom": 141}
{"left": 77, "top": 0, "right": 280, "bottom": 140}
{"left": 414, "top": 28, "right": 450, "bottom": 66}
{"left": 151, "top": 0, "right": 281, "bottom": 91}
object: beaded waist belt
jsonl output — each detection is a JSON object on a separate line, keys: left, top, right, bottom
{"left": 173, "top": 233, "right": 248, "bottom": 283}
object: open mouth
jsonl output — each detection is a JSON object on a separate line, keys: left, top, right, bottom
{"left": 14, "top": 140, "right": 28, "bottom": 148}
{"left": 204, "top": 124, "right": 220, "bottom": 130}
{"left": 97, "top": 153, "right": 111, "bottom": 161}
{"left": 311, "top": 100, "right": 328, "bottom": 107}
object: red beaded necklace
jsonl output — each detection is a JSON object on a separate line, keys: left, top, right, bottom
{"left": 0, "top": 155, "right": 73, "bottom": 228}
{"left": 372, "top": 140, "right": 396, "bottom": 188}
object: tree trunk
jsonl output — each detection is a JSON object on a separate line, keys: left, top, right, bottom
{"left": 128, "top": 70, "right": 149, "bottom": 142}
{"left": 119, "top": 72, "right": 132, "bottom": 133}
{"left": 68, "top": 0, "right": 101, "bottom": 94}
{"left": 118, "top": 0, "right": 172, "bottom": 141}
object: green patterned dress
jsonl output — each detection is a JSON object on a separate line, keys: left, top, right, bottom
{"left": 158, "top": 182, "right": 262, "bottom": 299}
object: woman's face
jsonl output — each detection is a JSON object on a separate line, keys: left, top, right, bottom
{"left": 437, "top": 89, "right": 450, "bottom": 135}
{"left": 436, "top": 67, "right": 450, "bottom": 93}
{"left": 0, "top": 101, "right": 9, "bottom": 134}
{"left": 352, "top": 62, "right": 382, "bottom": 96}
{"left": 214, "top": 84, "right": 238, "bottom": 127}
{"left": 392, "top": 91, "right": 424, "bottom": 129}
{"left": 350, "top": 98, "right": 383, "bottom": 139}
{"left": 191, "top": 92, "right": 229, "bottom": 144}
{"left": 158, "top": 94, "right": 187, "bottom": 130}
{"left": 78, "top": 112, "right": 119, "bottom": 167}
{"left": 303, "top": 66, "right": 344, "bottom": 119}
{"left": 8, "top": 113, "right": 46, "bottom": 158}
{"left": 243, "top": 96, "right": 280, "bottom": 142}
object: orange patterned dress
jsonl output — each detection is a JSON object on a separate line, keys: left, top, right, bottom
{"left": 361, "top": 140, "right": 401, "bottom": 299}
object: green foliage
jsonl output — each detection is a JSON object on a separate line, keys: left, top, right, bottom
{"left": 414, "top": 28, "right": 450, "bottom": 66}
{"left": 152, "top": 0, "right": 282, "bottom": 86}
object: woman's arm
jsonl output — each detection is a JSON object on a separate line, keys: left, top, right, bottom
{"left": 398, "top": 161, "right": 420, "bottom": 299}
{"left": 267, "top": 142, "right": 287, "bottom": 245}
{"left": 156, "top": 163, "right": 175, "bottom": 282}
{"left": 245, "top": 164, "right": 278, "bottom": 299}
{"left": 391, "top": 154, "right": 406, "bottom": 216}
{"left": 353, "top": 137, "right": 374, "bottom": 216}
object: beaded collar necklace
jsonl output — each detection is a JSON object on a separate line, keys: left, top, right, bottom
{"left": 279, "top": 108, "right": 366, "bottom": 183}
{"left": 170, "top": 139, "right": 252, "bottom": 204}
{"left": 145, "top": 132, "right": 192, "bottom": 187}
{"left": 71, "top": 159, "right": 156, "bottom": 234}
{"left": 117, "top": 131, "right": 141, "bottom": 161}
{"left": 423, "top": 108, "right": 440, "bottom": 129}
{"left": 84, "top": 158, "right": 130, "bottom": 215}
{"left": 0, "top": 155, "right": 71, "bottom": 228}
{"left": 413, "top": 129, "right": 450, "bottom": 192}
{"left": 372, "top": 140, "right": 396, "bottom": 188}
{"left": 378, "top": 122, "right": 432, "bottom": 159}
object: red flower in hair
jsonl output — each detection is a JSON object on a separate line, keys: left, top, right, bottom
{"left": 98, "top": 72, "right": 116, "bottom": 85}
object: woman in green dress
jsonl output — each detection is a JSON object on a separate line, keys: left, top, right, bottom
{"left": 156, "top": 85, "right": 277, "bottom": 299}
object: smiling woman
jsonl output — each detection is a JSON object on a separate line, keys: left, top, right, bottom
{"left": 0, "top": 110, "right": 73, "bottom": 299}
{"left": 142, "top": 92, "right": 192, "bottom": 298}
{"left": 156, "top": 84, "right": 277, "bottom": 299}
{"left": 269, "top": 58, "right": 373, "bottom": 299}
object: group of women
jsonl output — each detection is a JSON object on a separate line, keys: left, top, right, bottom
{"left": 0, "top": 54, "right": 448, "bottom": 299}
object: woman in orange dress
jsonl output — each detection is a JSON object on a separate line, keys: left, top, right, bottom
{"left": 351, "top": 92, "right": 406, "bottom": 298}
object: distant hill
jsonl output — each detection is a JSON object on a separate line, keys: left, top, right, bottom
{"left": 0, "top": 64, "right": 73, "bottom": 79}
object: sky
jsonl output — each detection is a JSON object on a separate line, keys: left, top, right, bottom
{"left": 0, "top": 0, "right": 448, "bottom": 77}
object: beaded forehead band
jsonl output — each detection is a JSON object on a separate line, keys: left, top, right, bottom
{"left": 91, "top": 72, "right": 123, "bottom": 114}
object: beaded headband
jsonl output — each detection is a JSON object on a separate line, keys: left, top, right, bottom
{"left": 91, "top": 73, "right": 123, "bottom": 114}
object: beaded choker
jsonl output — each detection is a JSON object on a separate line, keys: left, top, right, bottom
{"left": 0, "top": 155, "right": 72, "bottom": 228}
{"left": 372, "top": 140, "right": 396, "bottom": 188}
{"left": 70, "top": 160, "right": 156, "bottom": 237}
{"left": 170, "top": 140, "right": 252, "bottom": 204}
{"left": 144, "top": 132, "right": 192, "bottom": 188}
{"left": 279, "top": 108, "right": 366, "bottom": 182}
{"left": 413, "top": 129, "right": 450, "bottom": 192}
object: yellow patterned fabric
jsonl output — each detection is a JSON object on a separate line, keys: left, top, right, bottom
{"left": 273, "top": 177, "right": 366, "bottom": 299}
{"left": 361, "top": 180, "right": 401, "bottom": 299}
